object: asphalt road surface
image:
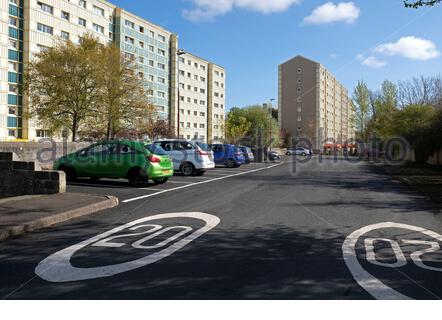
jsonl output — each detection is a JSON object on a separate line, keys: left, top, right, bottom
{"left": 1, "top": 157, "right": 442, "bottom": 300}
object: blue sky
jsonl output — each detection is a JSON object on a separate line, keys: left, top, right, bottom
{"left": 111, "top": 0, "right": 442, "bottom": 110}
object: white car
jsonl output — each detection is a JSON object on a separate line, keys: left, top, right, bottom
{"left": 286, "top": 147, "right": 312, "bottom": 156}
{"left": 153, "top": 140, "right": 215, "bottom": 176}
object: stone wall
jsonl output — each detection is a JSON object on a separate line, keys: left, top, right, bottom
{"left": 0, "top": 152, "right": 66, "bottom": 199}
{"left": 0, "top": 141, "right": 90, "bottom": 170}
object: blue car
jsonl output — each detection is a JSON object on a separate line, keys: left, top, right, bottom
{"left": 210, "top": 144, "right": 246, "bottom": 168}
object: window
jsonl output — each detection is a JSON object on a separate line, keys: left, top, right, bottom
{"left": 194, "top": 62, "right": 198, "bottom": 68}
{"left": 8, "top": 107, "right": 16, "bottom": 115}
{"left": 179, "top": 70, "right": 185, "bottom": 76}
{"left": 187, "top": 110, "right": 191, "bottom": 115}
{"left": 149, "top": 45, "right": 154, "bottom": 52}
{"left": 79, "top": 0, "right": 86, "bottom": 9}
{"left": 8, "top": 130, "right": 16, "bottom": 137}
{"left": 200, "top": 100, "right": 206, "bottom": 106}
{"left": 37, "top": 23, "right": 53, "bottom": 35}
{"left": 93, "top": 5, "right": 104, "bottom": 16}
{"left": 199, "top": 124, "right": 205, "bottom": 129}
{"left": 37, "top": 44, "right": 49, "bottom": 52}
{"left": 9, "top": 17, "right": 17, "bottom": 26}
{"left": 139, "top": 41, "right": 144, "bottom": 48}
{"left": 186, "top": 122, "right": 191, "bottom": 128}
{"left": 157, "top": 77, "right": 165, "bottom": 84}
{"left": 201, "top": 65, "right": 206, "bottom": 71}
{"left": 215, "top": 81, "right": 219, "bottom": 87}
{"left": 179, "top": 57, "right": 185, "bottom": 63}
{"left": 125, "top": 52, "right": 134, "bottom": 60}
{"left": 138, "top": 56, "right": 144, "bottom": 63}
{"left": 78, "top": 18, "right": 86, "bottom": 27}
{"left": 200, "top": 112, "right": 205, "bottom": 117}
{"left": 8, "top": 39, "right": 18, "bottom": 50}
{"left": 194, "top": 75, "right": 198, "bottom": 80}
{"left": 158, "top": 63, "right": 165, "bottom": 70}
{"left": 125, "top": 20, "right": 135, "bottom": 29}
{"left": 36, "top": 130, "right": 50, "bottom": 138}
{"left": 193, "top": 123, "right": 198, "bottom": 128}
{"left": 139, "top": 26, "right": 144, "bottom": 33}
{"left": 180, "top": 122, "right": 184, "bottom": 127}
{"left": 61, "top": 31, "right": 69, "bottom": 40}
{"left": 214, "top": 103, "right": 219, "bottom": 108}
{"left": 200, "top": 76, "right": 206, "bottom": 82}
{"left": 93, "top": 23, "right": 104, "bottom": 34}
{"left": 158, "top": 91, "right": 165, "bottom": 98}
{"left": 194, "top": 111, "right": 198, "bottom": 116}
{"left": 149, "top": 31, "right": 155, "bottom": 38}
{"left": 37, "top": 2, "right": 53, "bottom": 14}
{"left": 138, "top": 72, "right": 144, "bottom": 79}
{"left": 9, "top": 84, "right": 18, "bottom": 93}
{"left": 200, "top": 88, "right": 206, "bottom": 94}
{"left": 61, "top": 11, "right": 70, "bottom": 20}
{"left": 214, "top": 92, "right": 219, "bottom": 97}
{"left": 125, "top": 36, "right": 134, "bottom": 45}
{"left": 297, "top": 68, "right": 302, "bottom": 74}
{"left": 158, "top": 34, "right": 166, "bottom": 42}
{"left": 215, "top": 71, "right": 219, "bottom": 76}
{"left": 149, "top": 60, "right": 154, "bottom": 67}
{"left": 158, "top": 49, "right": 165, "bottom": 56}
{"left": 148, "top": 75, "right": 154, "bottom": 82}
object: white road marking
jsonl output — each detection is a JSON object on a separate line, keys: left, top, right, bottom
{"left": 122, "top": 163, "right": 283, "bottom": 203}
{"left": 166, "top": 181, "right": 194, "bottom": 184}
{"left": 342, "top": 222, "right": 442, "bottom": 300}
{"left": 365, "top": 238, "right": 407, "bottom": 268}
{"left": 35, "top": 212, "right": 220, "bottom": 282}
{"left": 140, "top": 188, "right": 166, "bottom": 191}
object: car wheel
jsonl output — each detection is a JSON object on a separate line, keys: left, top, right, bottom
{"left": 302, "top": 152, "right": 307, "bottom": 156}
{"left": 59, "top": 165, "right": 77, "bottom": 182}
{"left": 225, "top": 159, "right": 236, "bottom": 168}
{"left": 128, "top": 168, "right": 149, "bottom": 187}
{"left": 180, "top": 162, "right": 195, "bottom": 176}
{"left": 153, "top": 178, "right": 168, "bottom": 185}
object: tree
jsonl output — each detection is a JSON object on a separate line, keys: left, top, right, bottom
{"left": 352, "top": 80, "right": 371, "bottom": 139}
{"left": 225, "top": 108, "right": 252, "bottom": 144}
{"left": 25, "top": 34, "right": 103, "bottom": 141}
{"left": 97, "top": 44, "right": 156, "bottom": 139}
{"left": 142, "top": 119, "right": 176, "bottom": 141}
{"left": 404, "top": 0, "right": 441, "bottom": 8}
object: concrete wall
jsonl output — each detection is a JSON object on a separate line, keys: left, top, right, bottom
{"left": 0, "top": 142, "right": 90, "bottom": 170}
{"left": 0, "top": 152, "right": 66, "bottom": 198}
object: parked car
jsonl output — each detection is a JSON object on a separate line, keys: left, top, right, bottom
{"left": 286, "top": 147, "right": 312, "bottom": 156}
{"left": 210, "top": 144, "right": 246, "bottom": 168}
{"left": 195, "top": 141, "right": 215, "bottom": 162}
{"left": 153, "top": 139, "right": 215, "bottom": 176}
{"left": 53, "top": 140, "right": 174, "bottom": 187}
{"left": 238, "top": 146, "right": 255, "bottom": 163}
{"left": 268, "top": 151, "right": 281, "bottom": 161}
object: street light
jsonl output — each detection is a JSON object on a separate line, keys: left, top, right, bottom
{"left": 269, "top": 98, "right": 275, "bottom": 152}
{"left": 176, "top": 49, "right": 186, "bottom": 138}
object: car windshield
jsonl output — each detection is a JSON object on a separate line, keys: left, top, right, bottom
{"left": 196, "top": 142, "right": 210, "bottom": 151}
{"left": 145, "top": 144, "right": 167, "bottom": 155}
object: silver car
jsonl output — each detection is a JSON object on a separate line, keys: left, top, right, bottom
{"left": 286, "top": 147, "right": 312, "bottom": 156}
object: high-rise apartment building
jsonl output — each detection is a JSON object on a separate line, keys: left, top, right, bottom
{"left": 278, "top": 55, "right": 355, "bottom": 150}
{"left": 0, "top": 0, "right": 224, "bottom": 142}
{"left": 176, "top": 52, "right": 226, "bottom": 142}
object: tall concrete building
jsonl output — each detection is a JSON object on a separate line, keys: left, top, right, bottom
{"left": 176, "top": 52, "right": 225, "bottom": 142}
{"left": 0, "top": 0, "right": 224, "bottom": 142}
{"left": 278, "top": 55, "right": 355, "bottom": 150}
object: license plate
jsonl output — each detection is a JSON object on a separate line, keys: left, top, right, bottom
{"left": 163, "top": 170, "right": 172, "bottom": 175}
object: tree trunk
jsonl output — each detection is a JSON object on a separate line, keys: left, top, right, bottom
{"left": 72, "top": 118, "right": 77, "bottom": 142}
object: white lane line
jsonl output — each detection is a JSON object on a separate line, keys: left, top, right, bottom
{"left": 123, "top": 162, "right": 283, "bottom": 203}
{"left": 140, "top": 188, "right": 167, "bottom": 191}
{"left": 166, "top": 181, "right": 195, "bottom": 185}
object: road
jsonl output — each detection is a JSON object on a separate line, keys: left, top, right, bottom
{"left": 1, "top": 157, "right": 442, "bottom": 299}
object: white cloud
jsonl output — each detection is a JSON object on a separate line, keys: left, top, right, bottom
{"left": 375, "top": 36, "right": 440, "bottom": 61}
{"left": 303, "top": 2, "right": 360, "bottom": 25}
{"left": 183, "top": 0, "right": 301, "bottom": 22}
{"left": 361, "top": 56, "right": 387, "bottom": 68}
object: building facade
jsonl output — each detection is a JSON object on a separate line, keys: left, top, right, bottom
{"left": 278, "top": 55, "right": 355, "bottom": 150}
{"left": 0, "top": 0, "right": 224, "bottom": 142}
{"left": 176, "top": 52, "right": 225, "bottom": 142}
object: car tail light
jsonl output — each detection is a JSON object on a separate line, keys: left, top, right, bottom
{"left": 148, "top": 155, "right": 161, "bottom": 163}
{"left": 235, "top": 151, "right": 242, "bottom": 156}
{"left": 198, "top": 150, "right": 209, "bottom": 156}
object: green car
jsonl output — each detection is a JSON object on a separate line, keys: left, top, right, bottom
{"left": 54, "top": 140, "right": 173, "bottom": 187}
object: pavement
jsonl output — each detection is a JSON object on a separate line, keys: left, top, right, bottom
{"left": 0, "top": 157, "right": 441, "bottom": 300}
{"left": 0, "top": 193, "right": 119, "bottom": 241}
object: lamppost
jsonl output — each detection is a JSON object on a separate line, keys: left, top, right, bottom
{"left": 269, "top": 98, "right": 275, "bottom": 152}
{"left": 176, "top": 49, "right": 186, "bottom": 138}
